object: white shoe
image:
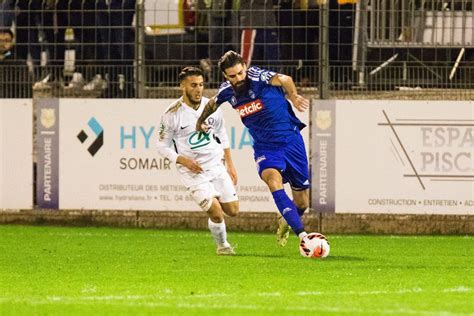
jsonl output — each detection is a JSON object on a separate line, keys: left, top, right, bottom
{"left": 216, "top": 245, "right": 235, "bottom": 256}
{"left": 83, "top": 74, "right": 107, "bottom": 91}
{"left": 298, "top": 232, "right": 308, "bottom": 240}
{"left": 32, "top": 74, "right": 51, "bottom": 90}
{"left": 64, "top": 72, "right": 84, "bottom": 90}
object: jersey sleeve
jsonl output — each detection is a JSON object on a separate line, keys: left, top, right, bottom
{"left": 157, "top": 113, "right": 179, "bottom": 163}
{"left": 247, "top": 66, "right": 277, "bottom": 87}
{"left": 213, "top": 109, "right": 230, "bottom": 149}
{"left": 215, "top": 82, "right": 234, "bottom": 106}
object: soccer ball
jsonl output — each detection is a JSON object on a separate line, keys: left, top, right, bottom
{"left": 299, "top": 233, "right": 330, "bottom": 258}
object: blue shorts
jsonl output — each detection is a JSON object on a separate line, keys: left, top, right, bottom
{"left": 253, "top": 134, "right": 310, "bottom": 191}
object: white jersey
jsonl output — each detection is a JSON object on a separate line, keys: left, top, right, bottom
{"left": 157, "top": 96, "right": 230, "bottom": 187}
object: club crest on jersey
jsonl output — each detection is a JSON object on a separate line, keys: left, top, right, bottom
{"left": 207, "top": 117, "right": 215, "bottom": 126}
{"left": 236, "top": 99, "right": 264, "bottom": 118}
{"left": 248, "top": 90, "right": 256, "bottom": 99}
{"left": 159, "top": 122, "right": 166, "bottom": 141}
{"left": 188, "top": 131, "right": 211, "bottom": 149}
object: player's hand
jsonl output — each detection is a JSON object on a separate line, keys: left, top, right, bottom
{"left": 195, "top": 121, "right": 210, "bottom": 133}
{"left": 177, "top": 155, "right": 203, "bottom": 174}
{"left": 291, "top": 94, "right": 310, "bottom": 112}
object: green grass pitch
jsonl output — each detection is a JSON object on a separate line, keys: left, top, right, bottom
{"left": 0, "top": 225, "right": 472, "bottom": 315}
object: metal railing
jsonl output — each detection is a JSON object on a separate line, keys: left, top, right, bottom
{"left": 0, "top": 0, "right": 473, "bottom": 99}
{"left": 350, "top": 0, "right": 474, "bottom": 96}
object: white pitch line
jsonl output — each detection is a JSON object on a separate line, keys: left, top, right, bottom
{"left": 0, "top": 286, "right": 470, "bottom": 305}
{"left": 299, "top": 287, "right": 471, "bottom": 296}
{"left": 0, "top": 231, "right": 206, "bottom": 238}
{"left": 0, "top": 296, "right": 471, "bottom": 316}
{"left": 0, "top": 287, "right": 471, "bottom": 315}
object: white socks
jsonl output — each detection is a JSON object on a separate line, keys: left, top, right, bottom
{"left": 208, "top": 218, "right": 230, "bottom": 248}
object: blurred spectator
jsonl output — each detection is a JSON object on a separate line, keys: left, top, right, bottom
{"left": 63, "top": 0, "right": 106, "bottom": 92}
{"left": 94, "top": 0, "right": 136, "bottom": 98}
{"left": 0, "top": 28, "right": 13, "bottom": 60}
{"left": 34, "top": 0, "right": 68, "bottom": 88}
{"left": 0, "top": 1, "right": 33, "bottom": 97}
{"left": 63, "top": 0, "right": 135, "bottom": 97}
{"left": 329, "top": 0, "right": 356, "bottom": 86}
{"left": 199, "top": 0, "right": 239, "bottom": 83}
{"left": 240, "top": 0, "right": 279, "bottom": 68}
{"left": 0, "top": 0, "right": 15, "bottom": 32}
{"left": 0, "top": 28, "right": 21, "bottom": 98}
{"left": 278, "top": 0, "right": 319, "bottom": 85}
{"left": 0, "top": 0, "right": 14, "bottom": 60}
{"left": 109, "top": 0, "right": 136, "bottom": 97}
{"left": 329, "top": 0, "right": 355, "bottom": 66}
{"left": 110, "top": 0, "right": 135, "bottom": 62}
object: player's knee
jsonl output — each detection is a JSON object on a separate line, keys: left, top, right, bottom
{"left": 261, "top": 169, "right": 284, "bottom": 191}
{"left": 222, "top": 201, "right": 239, "bottom": 217}
{"left": 207, "top": 202, "right": 224, "bottom": 222}
{"left": 293, "top": 189, "right": 309, "bottom": 210}
{"left": 294, "top": 200, "right": 309, "bottom": 211}
{"left": 208, "top": 213, "right": 224, "bottom": 223}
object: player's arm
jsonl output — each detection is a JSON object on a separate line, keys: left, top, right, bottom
{"left": 176, "top": 155, "right": 203, "bottom": 174}
{"left": 157, "top": 115, "right": 203, "bottom": 173}
{"left": 196, "top": 96, "right": 219, "bottom": 132}
{"left": 269, "top": 74, "right": 309, "bottom": 112}
{"left": 223, "top": 148, "right": 237, "bottom": 185}
{"left": 214, "top": 112, "right": 238, "bottom": 185}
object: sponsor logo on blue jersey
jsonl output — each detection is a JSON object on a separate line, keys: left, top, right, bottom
{"left": 235, "top": 99, "right": 264, "bottom": 118}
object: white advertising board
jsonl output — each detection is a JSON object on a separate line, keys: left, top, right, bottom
{"left": 58, "top": 99, "right": 309, "bottom": 212}
{"left": 312, "top": 100, "right": 474, "bottom": 215}
{"left": 0, "top": 99, "right": 33, "bottom": 209}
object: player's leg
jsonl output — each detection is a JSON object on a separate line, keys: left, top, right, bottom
{"left": 275, "top": 188, "right": 309, "bottom": 247}
{"left": 260, "top": 165, "right": 291, "bottom": 246}
{"left": 189, "top": 183, "right": 234, "bottom": 255}
{"left": 212, "top": 164, "right": 239, "bottom": 218}
{"left": 292, "top": 188, "right": 309, "bottom": 216}
{"left": 285, "top": 133, "right": 310, "bottom": 217}
{"left": 212, "top": 165, "right": 239, "bottom": 254}
{"left": 255, "top": 149, "right": 307, "bottom": 242}
{"left": 261, "top": 168, "right": 306, "bottom": 239}
{"left": 206, "top": 199, "right": 235, "bottom": 255}
{"left": 274, "top": 133, "right": 311, "bottom": 245}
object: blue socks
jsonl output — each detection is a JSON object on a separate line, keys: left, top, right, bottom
{"left": 271, "top": 189, "right": 305, "bottom": 235}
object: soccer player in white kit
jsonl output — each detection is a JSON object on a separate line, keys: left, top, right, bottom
{"left": 157, "top": 67, "right": 239, "bottom": 255}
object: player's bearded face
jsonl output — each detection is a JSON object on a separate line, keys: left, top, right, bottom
{"left": 224, "top": 63, "right": 248, "bottom": 95}
{"left": 233, "top": 78, "right": 248, "bottom": 95}
{"left": 182, "top": 75, "right": 204, "bottom": 107}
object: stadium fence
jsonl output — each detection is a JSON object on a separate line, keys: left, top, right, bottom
{"left": 0, "top": 0, "right": 471, "bottom": 99}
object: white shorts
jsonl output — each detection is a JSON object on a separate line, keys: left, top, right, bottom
{"left": 187, "top": 164, "right": 238, "bottom": 211}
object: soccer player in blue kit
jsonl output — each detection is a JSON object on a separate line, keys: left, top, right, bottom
{"left": 196, "top": 50, "right": 311, "bottom": 246}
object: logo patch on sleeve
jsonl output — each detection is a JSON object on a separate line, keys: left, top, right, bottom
{"left": 235, "top": 99, "right": 264, "bottom": 118}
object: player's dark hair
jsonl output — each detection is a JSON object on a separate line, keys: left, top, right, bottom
{"left": 178, "top": 66, "right": 204, "bottom": 83}
{"left": 218, "top": 50, "right": 245, "bottom": 73}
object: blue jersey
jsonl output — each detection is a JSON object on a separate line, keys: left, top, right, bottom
{"left": 216, "top": 66, "right": 306, "bottom": 150}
